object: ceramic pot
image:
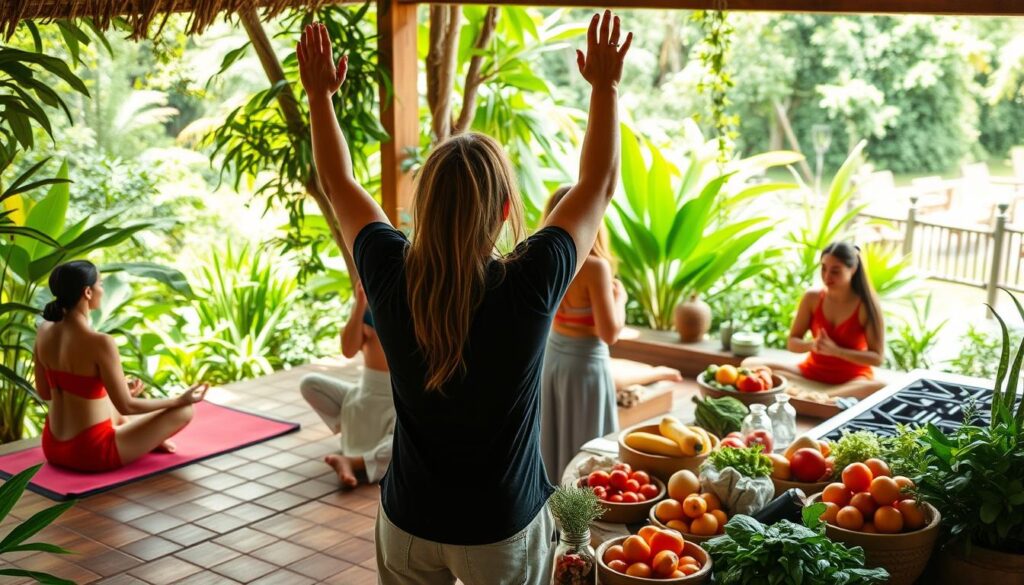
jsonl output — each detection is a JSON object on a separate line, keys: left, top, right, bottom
{"left": 675, "top": 294, "right": 711, "bottom": 343}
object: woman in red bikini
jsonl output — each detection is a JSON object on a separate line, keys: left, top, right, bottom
{"left": 34, "top": 261, "right": 209, "bottom": 473}
{"left": 744, "top": 241, "right": 886, "bottom": 398}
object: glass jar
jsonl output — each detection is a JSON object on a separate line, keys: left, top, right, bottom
{"left": 767, "top": 394, "right": 797, "bottom": 452}
{"left": 741, "top": 403, "right": 774, "bottom": 453}
{"left": 551, "top": 530, "right": 596, "bottom": 585}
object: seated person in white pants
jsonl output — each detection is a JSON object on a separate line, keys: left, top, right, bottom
{"left": 300, "top": 282, "right": 394, "bottom": 488}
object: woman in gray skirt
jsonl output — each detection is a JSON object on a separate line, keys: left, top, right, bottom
{"left": 540, "top": 186, "right": 626, "bottom": 483}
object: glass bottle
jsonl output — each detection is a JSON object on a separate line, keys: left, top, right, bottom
{"left": 741, "top": 403, "right": 774, "bottom": 453}
{"left": 551, "top": 529, "right": 596, "bottom": 585}
{"left": 768, "top": 394, "right": 797, "bottom": 452}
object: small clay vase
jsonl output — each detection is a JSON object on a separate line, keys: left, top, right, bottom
{"left": 720, "top": 320, "right": 734, "bottom": 350}
{"left": 675, "top": 294, "right": 712, "bottom": 343}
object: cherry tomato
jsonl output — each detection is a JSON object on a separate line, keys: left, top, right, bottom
{"left": 587, "top": 470, "right": 610, "bottom": 488}
{"left": 640, "top": 484, "right": 660, "bottom": 499}
{"left": 621, "top": 492, "right": 639, "bottom": 503}
{"left": 637, "top": 493, "right": 647, "bottom": 502}
{"left": 630, "top": 471, "right": 650, "bottom": 486}
{"left": 612, "top": 462, "right": 633, "bottom": 475}
{"left": 625, "top": 479, "right": 641, "bottom": 493}
{"left": 592, "top": 486, "right": 607, "bottom": 499}
{"left": 609, "top": 470, "right": 630, "bottom": 491}
{"left": 608, "top": 494, "right": 624, "bottom": 503}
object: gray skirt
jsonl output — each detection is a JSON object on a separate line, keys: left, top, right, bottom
{"left": 541, "top": 331, "right": 618, "bottom": 484}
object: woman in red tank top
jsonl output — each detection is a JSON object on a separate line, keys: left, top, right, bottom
{"left": 35, "top": 261, "right": 209, "bottom": 472}
{"left": 744, "top": 242, "right": 886, "bottom": 398}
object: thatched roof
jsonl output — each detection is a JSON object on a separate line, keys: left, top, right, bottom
{"left": 2, "top": 0, "right": 336, "bottom": 40}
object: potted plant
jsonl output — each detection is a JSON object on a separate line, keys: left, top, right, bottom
{"left": 914, "top": 289, "right": 1024, "bottom": 583}
{"left": 606, "top": 122, "right": 800, "bottom": 342}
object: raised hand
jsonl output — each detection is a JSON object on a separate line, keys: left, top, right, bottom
{"left": 128, "top": 378, "right": 144, "bottom": 397}
{"left": 297, "top": 23, "right": 347, "bottom": 98}
{"left": 176, "top": 383, "right": 210, "bottom": 406}
{"left": 576, "top": 10, "right": 633, "bottom": 90}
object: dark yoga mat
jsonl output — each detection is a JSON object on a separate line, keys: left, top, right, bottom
{"left": 0, "top": 401, "right": 300, "bottom": 500}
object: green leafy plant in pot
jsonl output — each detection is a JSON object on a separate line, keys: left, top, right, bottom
{"left": 915, "top": 288, "right": 1024, "bottom": 583}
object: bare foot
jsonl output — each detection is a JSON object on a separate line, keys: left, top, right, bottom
{"left": 154, "top": 439, "right": 176, "bottom": 453}
{"left": 324, "top": 454, "right": 359, "bottom": 488}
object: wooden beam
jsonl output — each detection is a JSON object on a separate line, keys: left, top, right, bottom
{"left": 13, "top": 1, "right": 353, "bottom": 20}
{"left": 378, "top": 0, "right": 419, "bottom": 225}
{"left": 397, "top": 0, "right": 1024, "bottom": 16}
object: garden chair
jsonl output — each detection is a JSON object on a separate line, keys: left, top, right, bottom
{"left": 911, "top": 175, "right": 954, "bottom": 214}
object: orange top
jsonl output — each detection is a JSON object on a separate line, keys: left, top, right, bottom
{"left": 799, "top": 292, "right": 874, "bottom": 385}
{"left": 554, "top": 302, "right": 596, "bottom": 327}
{"left": 43, "top": 368, "right": 108, "bottom": 399}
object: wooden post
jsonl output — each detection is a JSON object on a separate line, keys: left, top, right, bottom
{"left": 987, "top": 202, "right": 1010, "bottom": 316}
{"left": 378, "top": 0, "right": 419, "bottom": 226}
{"left": 903, "top": 194, "right": 918, "bottom": 258}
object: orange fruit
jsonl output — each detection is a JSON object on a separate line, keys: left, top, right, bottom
{"left": 655, "top": 499, "right": 685, "bottom": 522}
{"left": 861, "top": 521, "right": 877, "bottom": 533}
{"left": 874, "top": 505, "right": 904, "bottom": 534}
{"left": 869, "top": 476, "right": 901, "bottom": 506}
{"left": 819, "top": 440, "right": 831, "bottom": 457}
{"left": 850, "top": 492, "right": 878, "bottom": 518}
{"left": 608, "top": 559, "right": 628, "bottom": 573}
{"left": 842, "top": 463, "right": 873, "bottom": 492}
{"left": 700, "top": 492, "right": 722, "bottom": 512}
{"left": 715, "top": 364, "right": 739, "bottom": 385}
{"left": 865, "top": 458, "right": 891, "bottom": 478}
{"left": 898, "top": 499, "right": 926, "bottom": 531}
{"left": 678, "top": 556, "right": 698, "bottom": 568}
{"left": 822, "top": 482, "right": 852, "bottom": 507}
{"left": 603, "top": 544, "right": 627, "bottom": 565}
{"left": 820, "top": 502, "right": 840, "bottom": 525}
{"left": 666, "top": 519, "right": 690, "bottom": 533}
{"left": 670, "top": 570, "right": 686, "bottom": 578}
{"left": 683, "top": 495, "right": 708, "bottom": 519}
{"left": 652, "top": 550, "right": 680, "bottom": 577}
{"left": 711, "top": 509, "right": 728, "bottom": 528}
{"left": 622, "top": 535, "right": 651, "bottom": 563}
{"left": 626, "top": 562, "right": 653, "bottom": 578}
{"left": 649, "top": 529, "right": 685, "bottom": 557}
{"left": 638, "top": 526, "right": 659, "bottom": 544}
{"left": 893, "top": 475, "right": 916, "bottom": 491}
{"left": 668, "top": 470, "right": 701, "bottom": 501}
{"left": 836, "top": 506, "right": 864, "bottom": 531}
{"left": 679, "top": 563, "right": 701, "bottom": 576}
{"left": 689, "top": 512, "right": 719, "bottom": 536}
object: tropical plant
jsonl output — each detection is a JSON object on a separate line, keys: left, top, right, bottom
{"left": 608, "top": 123, "right": 801, "bottom": 330}
{"left": 886, "top": 294, "right": 947, "bottom": 372}
{"left": 944, "top": 324, "right": 1007, "bottom": 379}
{"left": 0, "top": 464, "right": 76, "bottom": 585}
{"left": 916, "top": 289, "right": 1024, "bottom": 554}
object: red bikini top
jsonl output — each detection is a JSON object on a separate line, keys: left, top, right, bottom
{"left": 43, "top": 367, "right": 108, "bottom": 399}
{"left": 554, "top": 303, "right": 596, "bottom": 327}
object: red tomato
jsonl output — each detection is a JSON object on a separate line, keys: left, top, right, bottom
{"left": 609, "top": 470, "right": 630, "bottom": 491}
{"left": 842, "top": 463, "right": 874, "bottom": 493}
{"left": 621, "top": 491, "right": 639, "bottom": 503}
{"left": 639, "top": 484, "right": 660, "bottom": 499}
{"left": 745, "top": 430, "right": 774, "bottom": 453}
{"left": 720, "top": 437, "right": 746, "bottom": 449}
{"left": 612, "top": 462, "right": 633, "bottom": 475}
{"left": 630, "top": 471, "right": 650, "bottom": 486}
{"left": 625, "top": 479, "right": 641, "bottom": 493}
{"left": 637, "top": 493, "right": 647, "bottom": 502}
{"left": 790, "top": 448, "right": 828, "bottom": 482}
{"left": 608, "top": 494, "right": 624, "bottom": 503}
{"left": 592, "top": 486, "right": 607, "bottom": 499}
{"left": 588, "top": 470, "right": 610, "bottom": 488}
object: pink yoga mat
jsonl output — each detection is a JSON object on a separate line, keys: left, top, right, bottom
{"left": 0, "top": 401, "right": 299, "bottom": 500}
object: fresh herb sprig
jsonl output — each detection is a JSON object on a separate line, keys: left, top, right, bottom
{"left": 706, "top": 445, "right": 772, "bottom": 478}
{"left": 705, "top": 510, "right": 889, "bottom": 584}
{"left": 548, "top": 485, "right": 604, "bottom": 537}
{"left": 830, "top": 430, "right": 883, "bottom": 478}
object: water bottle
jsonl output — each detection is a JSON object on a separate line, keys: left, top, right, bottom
{"left": 768, "top": 394, "right": 797, "bottom": 453}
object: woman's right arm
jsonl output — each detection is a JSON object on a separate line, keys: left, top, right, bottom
{"left": 97, "top": 336, "right": 202, "bottom": 415}
{"left": 787, "top": 292, "right": 815, "bottom": 353}
{"left": 544, "top": 11, "right": 632, "bottom": 275}
{"left": 340, "top": 283, "right": 367, "bottom": 358}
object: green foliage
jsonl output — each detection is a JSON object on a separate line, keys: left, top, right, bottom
{"left": 609, "top": 122, "right": 799, "bottom": 330}
{"left": 886, "top": 294, "right": 947, "bottom": 372}
{"left": 0, "top": 464, "right": 76, "bottom": 585}
{"left": 829, "top": 430, "right": 883, "bottom": 479}
{"left": 692, "top": 10, "right": 736, "bottom": 163}
{"left": 880, "top": 425, "right": 927, "bottom": 479}
{"left": 547, "top": 485, "right": 603, "bottom": 536}
{"left": 944, "top": 324, "right": 1006, "bottom": 379}
{"left": 705, "top": 513, "right": 889, "bottom": 584}
{"left": 705, "top": 445, "right": 773, "bottom": 479}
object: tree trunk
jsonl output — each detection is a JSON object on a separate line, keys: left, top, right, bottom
{"left": 773, "top": 99, "right": 814, "bottom": 184}
{"left": 426, "top": 5, "right": 462, "bottom": 142}
{"left": 453, "top": 7, "right": 498, "bottom": 135}
{"left": 238, "top": 8, "right": 357, "bottom": 283}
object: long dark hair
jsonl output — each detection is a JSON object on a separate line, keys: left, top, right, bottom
{"left": 43, "top": 261, "right": 98, "bottom": 322}
{"left": 822, "top": 242, "right": 883, "bottom": 336}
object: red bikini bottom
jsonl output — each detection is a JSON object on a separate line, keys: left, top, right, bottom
{"left": 42, "top": 419, "right": 122, "bottom": 472}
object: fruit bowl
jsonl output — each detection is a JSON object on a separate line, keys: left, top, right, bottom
{"left": 806, "top": 493, "right": 941, "bottom": 585}
{"left": 618, "top": 424, "right": 720, "bottom": 483}
{"left": 696, "top": 372, "right": 787, "bottom": 406}
{"left": 646, "top": 507, "right": 721, "bottom": 546}
{"left": 577, "top": 476, "right": 667, "bottom": 524}
{"left": 596, "top": 536, "right": 712, "bottom": 584}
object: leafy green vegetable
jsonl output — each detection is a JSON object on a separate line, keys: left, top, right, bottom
{"left": 705, "top": 513, "right": 889, "bottom": 584}
{"left": 705, "top": 445, "right": 773, "bottom": 478}
{"left": 693, "top": 395, "right": 747, "bottom": 437}
{"left": 830, "top": 430, "right": 883, "bottom": 479}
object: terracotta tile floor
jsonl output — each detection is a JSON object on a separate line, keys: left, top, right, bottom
{"left": 0, "top": 361, "right": 382, "bottom": 585}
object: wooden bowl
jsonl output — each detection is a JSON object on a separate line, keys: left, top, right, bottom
{"left": 807, "top": 493, "right": 941, "bottom": 585}
{"left": 771, "top": 476, "right": 832, "bottom": 498}
{"left": 696, "top": 372, "right": 787, "bottom": 406}
{"left": 596, "top": 536, "right": 712, "bottom": 584}
{"left": 577, "top": 476, "right": 667, "bottom": 525}
{"left": 618, "top": 424, "right": 720, "bottom": 483}
{"left": 647, "top": 505, "right": 723, "bottom": 546}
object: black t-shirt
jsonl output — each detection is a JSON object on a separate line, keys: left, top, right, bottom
{"left": 354, "top": 222, "right": 576, "bottom": 545}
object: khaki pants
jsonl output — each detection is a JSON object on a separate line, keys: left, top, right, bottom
{"left": 375, "top": 505, "right": 554, "bottom": 585}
